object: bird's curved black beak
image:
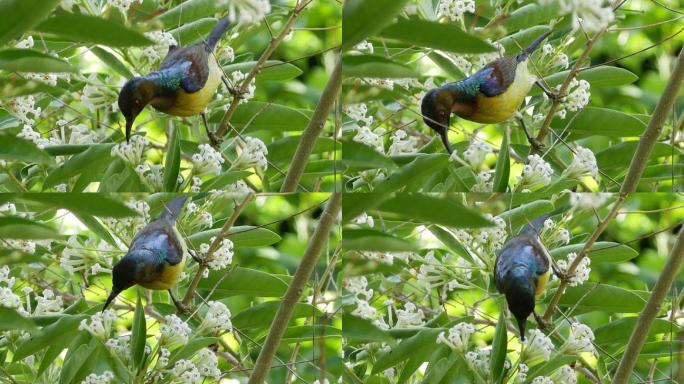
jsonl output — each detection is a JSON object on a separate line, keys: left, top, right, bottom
{"left": 437, "top": 120, "right": 453, "bottom": 155}
{"left": 125, "top": 118, "right": 133, "bottom": 143}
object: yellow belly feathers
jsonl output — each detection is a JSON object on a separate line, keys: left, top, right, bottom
{"left": 467, "top": 60, "right": 536, "bottom": 124}
{"left": 139, "top": 225, "right": 187, "bottom": 290}
{"left": 165, "top": 55, "right": 223, "bottom": 117}
{"left": 535, "top": 268, "right": 550, "bottom": 297}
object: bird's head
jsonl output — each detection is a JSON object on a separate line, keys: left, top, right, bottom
{"left": 421, "top": 88, "right": 454, "bottom": 154}
{"left": 118, "top": 77, "right": 154, "bottom": 142}
{"left": 103, "top": 254, "right": 140, "bottom": 311}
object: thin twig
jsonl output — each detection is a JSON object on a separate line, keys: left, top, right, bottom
{"left": 247, "top": 193, "right": 341, "bottom": 384}
{"left": 280, "top": 56, "right": 341, "bottom": 192}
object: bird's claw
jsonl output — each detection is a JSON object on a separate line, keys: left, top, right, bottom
{"left": 533, "top": 312, "right": 549, "bottom": 330}
{"left": 189, "top": 249, "right": 202, "bottom": 263}
{"left": 208, "top": 131, "right": 222, "bottom": 146}
{"left": 529, "top": 137, "right": 545, "bottom": 151}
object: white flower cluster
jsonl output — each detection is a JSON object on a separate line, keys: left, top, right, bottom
{"left": 541, "top": 218, "right": 571, "bottom": 247}
{"left": 33, "top": 289, "right": 63, "bottom": 315}
{"left": 344, "top": 276, "right": 373, "bottom": 301}
{"left": 416, "top": 251, "right": 472, "bottom": 295}
{"left": 81, "top": 371, "right": 114, "bottom": 384}
{"left": 354, "top": 40, "right": 374, "bottom": 54}
{"left": 201, "top": 301, "right": 233, "bottom": 333}
{"left": 557, "top": 79, "right": 591, "bottom": 119}
{"left": 17, "top": 124, "right": 55, "bottom": 149}
{"left": 235, "top": 136, "right": 268, "bottom": 170}
{"left": 222, "top": 0, "right": 272, "bottom": 24}
{"left": 5, "top": 95, "right": 42, "bottom": 124}
{"left": 394, "top": 302, "right": 424, "bottom": 328}
{"left": 473, "top": 170, "right": 494, "bottom": 192}
{"left": 230, "top": 70, "right": 256, "bottom": 104}
{"left": 352, "top": 212, "right": 374, "bottom": 228}
{"left": 111, "top": 135, "right": 149, "bottom": 166}
{"left": 211, "top": 180, "right": 253, "bottom": 199}
{"left": 160, "top": 314, "right": 192, "bottom": 347}
{"left": 472, "top": 214, "right": 508, "bottom": 258}
{"left": 515, "top": 363, "right": 529, "bottom": 383}
{"left": 0, "top": 266, "right": 24, "bottom": 313}
{"left": 464, "top": 348, "right": 490, "bottom": 377}
{"left": 437, "top": 322, "right": 476, "bottom": 351}
{"left": 60, "top": 120, "right": 101, "bottom": 145}
{"left": 82, "top": 75, "right": 114, "bottom": 112}
{"left": 363, "top": 77, "right": 420, "bottom": 91}
{"left": 136, "top": 163, "right": 165, "bottom": 191}
{"left": 200, "top": 237, "right": 234, "bottom": 271}
{"left": 524, "top": 329, "right": 554, "bottom": 364}
{"left": 463, "top": 141, "right": 493, "bottom": 170}
{"left": 550, "top": 365, "right": 577, "bottom": 383}
{"left": 353, "top": 126, "right": 384, "bottom": 153}
{"left": 437, "top": 0, "right": 476, "bottom": 22}
{"left": 517, "top": 154, "right": 554, "bottom": 189}
{"left": 531, "top": 377, "right": 553, "bottom": 384}
{"left": 142, "top": 31, "right": 177, "bottom": 63}
{"left": 559, "top": 0, "right": 615, "bottom": 34}
{"left": 105, "top": 334, "right": 131, "bottom": 362}
{"left": 79, "top": 310, "right": 117, "bottom": 339}
{"left": 192, "top": 144, "right": 225, "bottom": 176}
{"left": 195, "top": 348, "right": 221, "bottom": 379}
{"left": 542, "top": 44, "right": 569, "bottom": 69}
{"left": 344, "top": 103, "right": 373, "bottom": 127}
{"left": 219, "top": 45, "right": 235, "bottom": 63}
{"left": 570, "top": 192, "right": 610, "bottom": 209}
{"left": 171, "top": 359, "right": 201, "bottom": 384}
{"left": 25, "top": 72, "right": 62, "bottom": 86}
{"left": 16, "top": 36, "right": 34, "bottom": 49}
{"left": 387, "top": 129, "right": 419, "bottom": 156}
{"left": 563, "top": 322, "right": 595, "bottom": 354}
{"left": 557, "top": 252, "right": 591, "bottom": 286}
{"left": 562, "top": 146, "right": 598, "bottom": 180}
{"left": 109, "top": 0, "right": 141, "bottom": 14}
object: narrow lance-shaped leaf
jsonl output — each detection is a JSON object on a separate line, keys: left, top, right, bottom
{"left": 131, "top": 294, "right": 147, "bottom": 372}
{"left": 342, "top": 0, "right": 412, "bottom": 50}
{"left": 163, "top": 125, "right": 181, "bottom": 192}
{"left": 34, "top": 11, "right": 153, "bottom": 47}
{"left": 0, "top": 0, "right": 62, "bottom": 46}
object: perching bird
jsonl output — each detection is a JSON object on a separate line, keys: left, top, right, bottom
{"left": 494, "top": 215, "right": 552, "bottom": 340}
{"left": 118, "top": 17, "right": 232, "bottom": 143}
{"left": 103, "top": 196, "right": 189, "bottom": 311}
{"left": 421, "top": 31, "right": 554, "bottom": 153}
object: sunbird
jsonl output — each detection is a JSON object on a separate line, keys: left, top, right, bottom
{"left": 421, "top": 31, "right": 554, "bottom": 153}
{"left": 494, "top": 216, "right": 553, "bottom": 340}
{"left": 103, "top": 196, "right": 189, "bottom": 311}
{"left": 118, "top": 17, "right": 232, "bottom": 143}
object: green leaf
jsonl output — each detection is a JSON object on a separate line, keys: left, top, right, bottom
{"left": 526, "top": 355, "right": 577, "bottom": 380}
{"left": 596, "top": 142, "right": 678, "bottom": 170}
{"left": 15, "top": 194, "right": 140, "bottom": 218}
{"left": 342, "top": 140, "right": 396, "bottom": 170}
{"left": 343, "top": 313, "right": 394, "bottom": 343}
{"left": 43, "top": 144, "right": 114, "bottom": 189}
{"left": 0, "top": 133, "right": 54, "bottom": 164}
{"left": 532, "top": 66, "right": 638, "bottom": 96}
{"left": 187, "top": 226, "right": 281, "bottom": 248}
{"left": 639, "top": 341, "right": 684, "bottom": 359}
{"left": 200, "top": 171, "right": 253, "bottom": 191}
{"left": 131, "top": 295, "right": 146, "bottom": 373}
{"left": 168, "top": 17, "right": 216, "bottom": 46}
{"left": 282, "top": 325, "right": 341, "bottom": 341}
{"left": 0, "top": 307, "right": 37, "bottom": 332}
{"left": 0, "top": 216, "right": 60, "bottom": 239}
{"left": 210, "top": 102, "right": 310, "bottom": 133}
{"left": 73, "top": 213, "right": 118, "bottom": 248}
{"left": 550, "top": 242, "right": 638, "bottom": 263}
{"left": 163, "top": 126, "right": 181, "bottom": 192}
{"left": 341, "top": 193, "right": 391, "bottom": 223}
{"left": 34, "top": 12, "right": 152, "bottom": 47}
{"left": 14, "top": 314, "right": 86, "bottom": 360}
{"left": 343, "top": 54, "right": 418, "bottom": 78}
{"left": 492, "top": 134, "right": 510, "bottom": 192}
{"left": 498, "top": 25, "right": 551, "bottom": 54}
{"left": 558, "top": 284, "right": 648, "bottom": 314}
{"left": 490, "top": 309, "right": 508, "bottom": 383}
{"left": 428, "top": 51, "right": 465, "bottom": 78}
{"left": 168, "top": 337, "right": 219, "bottom": 365}
{"left": 372, "top": 328, "right": 442, "bottom": 373}
{"left": 342, "top": 0, "right": 411, "bottom": 50}
{"left": 0, "top": 0, "right": 61, "bottom": 46}
{"left": 198, "top": 267, "right": 291, "bottom": 297}
{"left": 233, "top": 302, "right": 320, "bottom": 330}
{"left": 59, "top": 340, "right": 96, "bottom": 384}
{"left": 376, "top": 194, "right": 494, "bottom": 228}
{"left": 90, "top": 47, "right": 134, "bottom": 78}
{"left": 156, "top": 0, "right": 221, "bottom": 28}
{"left": 554, "top": 107, "right": 646, "bottom": 138}
{"left": 428, "top": 225, "right": 473, "bottom": 263}
{"left": 0, "top": 77, "right": 62, "bottom": 98}
{"left": 501, "top": 1, "right": 560, "bottom": 31}
{"left": 378, "top": 20, "right": 495, "bottom": 54}
{"left": 594, "top": 317, "right": 673, "bottom": 345}
{"left": 344, "top": 228, "right": 418, "bottom": 252}
{"left": 224, "top": 60, "right": 304, "bottom": 82}
{"left": 497, "top": 200, "right": 554, "bottom": 230}
{"left": 374, "top": 154, "right": 450, "bottom": 193}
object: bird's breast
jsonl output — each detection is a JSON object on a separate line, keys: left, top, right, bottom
{"left": 464, "top": 61, "right": 536, "bottom": 123}
{"left": 157, "top": 55, "right": 223, "bottom": 117}
{"left": 139, "top": 257, "right": 185, "bottom": 290}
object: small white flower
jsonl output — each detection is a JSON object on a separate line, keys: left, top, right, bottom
{"left": 464, "top": 348, "right": 490, "bottom": 376}
{"left": 563, "top": 79, "right": 591, "bottom": 112}
{"left": 437, "top": 0, "right": 476, "bottom": 22}
{"left": 515, "top": 363, "right": 529, "bottom": 383}
{"left": 109, "top": 0, "right": 141, "bottom": 14}
{"left": 437, "top": 322, "right": 476, "bottom": 351}
{"left": 351, "top": 299, "right": 377, "bottom": 320}
{"left": 352, "top": 212, "right": 375, "bottom": 228}
{"left": 463, "top": 141, "right": 493, "bottom": 170}
{"left": 222, "top": 0, "right": 272, "bottom": 24}
{"left": 79, "top": 310, "right": 117, "bottom": 339}
{"left": 569, "top": 192, "right": 610, "bottom": 209}
{"left": 551, "top": 365, "right": 577, "bottom": 384}
{"left": 201, "top": 301, "right": 232, "bottom": 333}
{"left": 531, "top": 376, "right": 554, "bottom": 384}
{"left": 33, "top": 289, "right": 63, "bottom": 315}
{"left": 230, "top": 70, "right": 256, "bottom": 104}
{"left": 388, "top": 129, "right": 419, "bottom": 155}
{"left": 204, "top": 237, "right": 233, "bottom": 271}
{"left": 517, "top": 154, "right": 553, "bottom": 188}
{"left": 559, "top": 0, "right": 615, "bottom": 34}
{"left": 16, "top": 36, "right": 34, "bottom": 49}
{"left": 394, "top": 302, "right": 424, "bottom": 328}
{"left": 353, "top": 126, "right": 384, "bottom": 153}
{"left": 81, "top": 371, "right": 114, "bottom": 384}
{"left": 191, "top": 144, "right": 225, "bottom": 176}
{"left": 344, "top": 276, "right": 373, "bottom": 301}
{"left": 160, "top": 314, "right": 191, "bottom": 347}
{"left": 142, "top": 31, "right": 177, "bottom": 62}
{"left": 354, "top": 40, "right": 374, "bottom": 54}
{"left": 562, "top": 322, "right": 595, "bottom": 354}
{"left": 234, "top": 136, "right": 268, "bottom": 170}
{"left": 523, "top": 329, "right": 554, "bottom": 364}
{"left": 557, "top": 252, "right": 591, "bottom": 286}
{"left": 195, "top": 348, "right": 221, "bottom": 379}
{"left": 111, "top": 135, "right": 149, "bottom": 166}
{"left": 562, "top": 146, "right": 598, "bottom": 179}
{"left": 344, "top": 103, "right": 373, "bottom": 126}
{"left": 171, "top": 359, "right": 201, "bottom": 384}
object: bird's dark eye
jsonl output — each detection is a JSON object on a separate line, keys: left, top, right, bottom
{"left": 134, "top": 99, "right": 141, "bottom": 106}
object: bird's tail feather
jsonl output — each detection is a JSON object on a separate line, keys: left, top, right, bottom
{"left": 205, "top": 17, "right": 231, "bottom": 52}
{"left": 161, "top": 195, "right": 189, "bottom": 223}
{"left": 103, "top": 288, "right": 120, "bottom": 312}
{"left": 516, "top": 30, "right": 553, "bottom": 62}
